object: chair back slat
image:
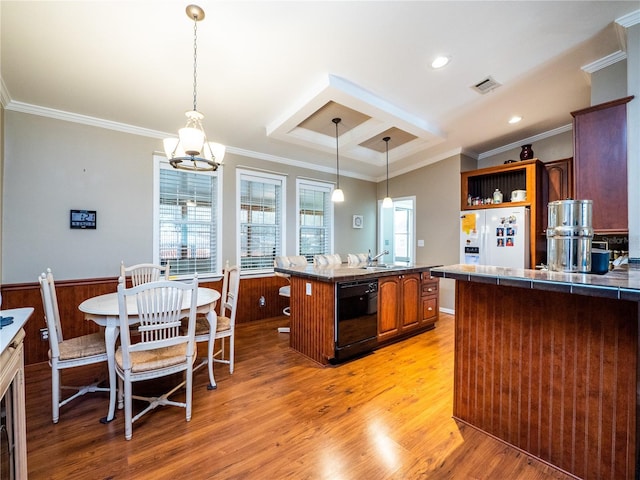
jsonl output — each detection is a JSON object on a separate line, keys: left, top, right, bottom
{"left": 38, "top": 270, "right": 63, "bottom": 358}
{"left": 221, "top": 265, "right": 240, "bottom": 326}
{"left": 120, "top": 262, "right": 170, "bottom": 288}
{"left": 117, "top": 276, "right": 198, "bottom": 369}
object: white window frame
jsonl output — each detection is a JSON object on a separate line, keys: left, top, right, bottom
{"left": 296, "top": 178, "right": 334, "bottom": 261}
{"left": 153, "top": 154, "right": 223, "bottom": 279}
{"left": 236, "top": 168, "right": 286, "bottom": 275}
{"left": 378, "top": 195, "right": 416, "bottom": 265}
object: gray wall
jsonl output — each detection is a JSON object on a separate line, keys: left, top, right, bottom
{"left": 592, "top": 59, "right": 627, "bottom": 105}
{"left": 478, "top": 130, "right": 574, "bottom": 169}
{"left": 0, "top": 105, "right": 4, "bottom": 284}
{"left": 2, "top": 111, "right": 378, "bottom": 284}
{"left": 379, "top": 153, "right": 464, "bottom": 312}
{"left": 626, "top": 23, "right": 639, "bottom": 261}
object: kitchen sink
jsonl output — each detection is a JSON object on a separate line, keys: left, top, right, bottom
{"left": 360, "top": 265, "right": 398, "bottom": 271}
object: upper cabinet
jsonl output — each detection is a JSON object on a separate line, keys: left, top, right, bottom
{"left": 571, "top": 96, "right": 634, "bottom": 234}
{"left": 461, "top": 159, "right": 547, "bottom": 267}
{"left": 545, "top": 158, "right": 573, "bottom": 203}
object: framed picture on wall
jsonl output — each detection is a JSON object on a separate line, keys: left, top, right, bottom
{"left": 352, "top": 215, "right": 363, "bottom": 229}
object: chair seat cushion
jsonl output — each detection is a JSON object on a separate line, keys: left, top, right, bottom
{"left": 54, "top": 332, "right": 106, "bottom": 361}
{"left": 115, "top": 344, "right": 188, "bottom": 373}
{"left": 194, "top": 315, "right": 231, "bottom": 336}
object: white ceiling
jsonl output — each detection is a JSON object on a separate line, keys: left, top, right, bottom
{"left": 1, "top": 1, "right": 638, "bottom": 181}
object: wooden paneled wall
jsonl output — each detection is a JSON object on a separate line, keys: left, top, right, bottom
{"left": 289, "top": 277, "right": 335, "bottom": 365}
{"left": 454, "top": 281, "right": 637, "bottom": 480}
{"left": 1, "top": 274, "right": 288, "bottom": 366}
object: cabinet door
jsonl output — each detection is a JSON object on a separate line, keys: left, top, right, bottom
{"left": 400, "top": 274, "right": 420, "bottom": 331}
{"left": 545, "top": 158, "right": 573, "bottom": 202}
{"left": 378, "top": 277, "right": 400, "bottom": 340}
{"left": 572, "top": 97, "right": 632, "bottom": 233}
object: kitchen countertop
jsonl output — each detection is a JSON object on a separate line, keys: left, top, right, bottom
{"left": 274, "top": 263, "right": 441, "bottom": 283}
{"left": 431, "top": 263, "right": 640, "bottom": 301}
{"left": 0, "top": 307, "right": 34, "bottom": 353}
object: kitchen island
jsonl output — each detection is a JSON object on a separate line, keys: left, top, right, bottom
{"left": 274, "top": 263, "right": 440, "bottom": 365}
{"left": 430, "top": 263, "right": 640, "bottom": 480}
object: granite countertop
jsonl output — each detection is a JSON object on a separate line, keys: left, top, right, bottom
{"left": 431, "top": 263, "right": 640, "bottom": 301}
{"left": 275, "top": 263, "right": 440, "bottom": 283}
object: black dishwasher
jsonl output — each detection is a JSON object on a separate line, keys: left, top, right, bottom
{"left": 333, "top": 280, "right": 378, "bottom": 363}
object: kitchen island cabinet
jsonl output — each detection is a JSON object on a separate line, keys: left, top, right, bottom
{"left": 275, "top": 264, "right": 439, "bottom": 365}
{"left": 378, "top": 273, "right": 421, "bottom": 342}
{"left": 431, "top": 263, "right": 640, "bottom": 480}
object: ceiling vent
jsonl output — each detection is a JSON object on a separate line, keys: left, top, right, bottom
{"left": 471, "top": 76, "right": 501, "bottom": 94}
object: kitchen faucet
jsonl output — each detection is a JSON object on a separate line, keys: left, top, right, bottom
{"left": 367, "top": 249, "right": 389, "bottom": 267}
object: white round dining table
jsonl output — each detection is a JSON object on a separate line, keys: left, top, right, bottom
{"left": 79, "top": 287, "right": 220, "bottom": 423}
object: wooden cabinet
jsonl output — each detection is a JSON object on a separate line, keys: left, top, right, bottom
{"left": 571, "top": 96, "right": 633, "bottom": 234}
{"left": 421, "top": 272, "right": 439, "bottom": 328}
{"left": 378, "top": 273, "right": 420, "bottom": 342}
{"left": 378, "top": 272, "right": 438, "bottom": 343}
{"left": 545, "top": 157, "right": 573, "bottom": 203}
{"left": 461, "top": 159, "right": 547, "bottom": 267}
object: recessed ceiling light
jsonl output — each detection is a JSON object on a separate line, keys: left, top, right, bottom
{"left": 508, "top": 115, "right": 522, "bottom": 124}
{"left": 431, "top": 56, "right": 450, "bottom": 69}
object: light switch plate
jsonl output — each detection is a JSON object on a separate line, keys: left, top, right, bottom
{"left": 418, "top": 239, "right": 425, "bottom": 247}
{"left": 305, "top": 283, "right": 312, "bottom": 295}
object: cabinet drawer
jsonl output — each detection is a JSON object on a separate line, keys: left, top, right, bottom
{"left": 423, "top": 297, "right": 438, "bottom": 320}
{"left": 422, "top": 281, "right": 438, "bottom": 296}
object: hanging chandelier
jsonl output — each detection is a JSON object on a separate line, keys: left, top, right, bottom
{"left": 331, "top": 117, "right": 344, "bottom": 202}
{"left": 163, "top": 5, "right": 225, "bottom": 172}
{"left": 382, "top": 136, "right": 393, "bottom": 208}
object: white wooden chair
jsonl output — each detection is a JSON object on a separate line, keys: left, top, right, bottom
{"left": 274, "top": 255, "right": 308, "bottom": 333}
{"left": 120, "top": 262, "right": 169, "bottom": 287}
{"left": 347, "top": 253, "right": 368, "bottom": 265}
{"left": 115, "top": 274, "right": 198, "bottom": 440}
{"left": 38, "top": 268, "right": 109, "bottom": 424}
{"left": 313, "top": 253, "right": 342, "bottom": 266}
{"left": 193, "top": 264, "right": 239, "bottom": 390}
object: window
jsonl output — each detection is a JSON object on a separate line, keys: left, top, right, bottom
{"left": 393, "top": 203, "right": 412, "bottom": 262}
{"left": 153, "top": 156, "right": 221, "bottom": 278}
{"left": 297, "top": 179, "right": 333, "bottom": 262}
{"left": 237, "top": 169, "right": 286, "bottom": 273}
{"left": 378, "top": 196, "right": 415, "bottom": 264}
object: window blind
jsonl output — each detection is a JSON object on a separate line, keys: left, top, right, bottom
{"left": 297, "top": 180, "right": 332, "bottom": 261}
{"left": 158, "top": 166, "right": 219, "bottom": 277}
{"left": 238, "top": 171, "right": 284, "bottom": 272}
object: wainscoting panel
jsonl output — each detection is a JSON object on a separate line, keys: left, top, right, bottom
{"left": 1, "top": 274, "right": 289, "bottom": 365}
{"left": 454, "top": 281, "right": 637, "bottom": 480}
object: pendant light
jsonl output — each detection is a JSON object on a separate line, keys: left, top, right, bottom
{"left": 382, "top": 136, "right": 393, "bottom": 208}
{"left": 163, "top": 5, "right": 225, "bottom": 172}
{"left": 331, "top": 117, "right": 344, "bottom": 202}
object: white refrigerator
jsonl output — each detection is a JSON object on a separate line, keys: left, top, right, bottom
{"left": 460, "top": 206, "right": 530, "bottom": 268}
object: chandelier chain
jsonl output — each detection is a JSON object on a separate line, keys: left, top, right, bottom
{"left": 192, "top": 13, "right": 198, "bottom": 112}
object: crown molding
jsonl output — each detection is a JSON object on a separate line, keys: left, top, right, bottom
{"left": 477, "top": 124, "right": 573, "bottom": 160}
{"left": 616, "top": 9, "right": 640, "bottom": 28}
{"left": 0, "top": 77, "right": 10, "bottom": 108}
{"left": 581, "top": 50, "right": 627, "bottom": 74}
{"left": 5, "top": 100, "right": 166, "bottom": 139}
{"left": 4, "top": 97, "right": 573, "bottom": 182}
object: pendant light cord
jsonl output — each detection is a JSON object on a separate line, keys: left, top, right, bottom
{"left": 333, "top": 118, "right": 341, "bottom": 188}
{"left": 384, "top": 136, "right": 390, "bottom": 197}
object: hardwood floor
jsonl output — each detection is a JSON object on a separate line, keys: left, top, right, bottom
{"left": 25, "top": 314, "right": 575, "bottom": 479}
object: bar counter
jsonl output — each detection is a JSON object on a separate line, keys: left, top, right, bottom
{"left": 431, "top": 263, "right": 639, "bottom": 480}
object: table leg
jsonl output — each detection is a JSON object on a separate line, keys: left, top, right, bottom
{"left": 100, "top": 321, "right": 119, "bottom": 424}
{"left": 206, "top": 310, "right": 218, "bottom": 390}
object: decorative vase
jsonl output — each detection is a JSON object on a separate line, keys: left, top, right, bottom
{"left": 520, "top": 144, "right": 534, "bottom": 160}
